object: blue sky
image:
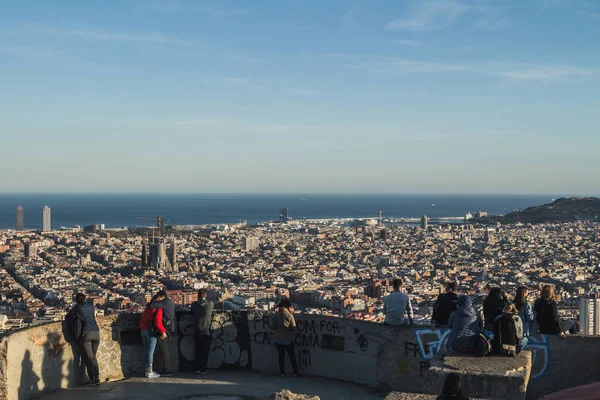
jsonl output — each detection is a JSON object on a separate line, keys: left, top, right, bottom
{"left": 1, "top": 0, "right": 599, "bottom": 194}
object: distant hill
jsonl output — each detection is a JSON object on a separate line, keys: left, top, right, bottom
{"left": 485, "top": 197, "right": 600, "bottom": 224}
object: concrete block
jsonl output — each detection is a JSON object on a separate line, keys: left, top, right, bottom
{"left": 423, "top": 351, "right": 532, "bottom": 400}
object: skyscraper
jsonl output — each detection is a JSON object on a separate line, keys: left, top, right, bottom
{"left": 16, "top": 206, "right": 24, "bottom": 231}
{"left": 421, "top": 215, "right": 428, "bottom": 231}
{"left": 580, "top": 294, "right": 600, "bottom": 336}
{"left": 42, "top": 206, "right": 51, "bottom": 232}
{"left": 279, "top": 207, "right": 289, "bottom": 222}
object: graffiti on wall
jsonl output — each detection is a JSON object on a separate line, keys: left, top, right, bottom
{"left": 527, "top": 335, "right": 550, "bottom": 380}
{"left": 412, "top": 328, "right": 551, "bottom": 379}
{"left": 252, "top": 315, "right": 348, "bottom": 369}
{"left": 176, "top": 311, "right": 252, "bottom": 372}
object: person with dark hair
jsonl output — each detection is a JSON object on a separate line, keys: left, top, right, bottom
{"left": 150, "top": 289, "right": 176, "bottom": 376}
{"left": 437, "top": 373, "right": 470, "bottom": 400}
{"left": 383, "top": 278, "right": 414, "bottom": 326}
{"left": 514, "top": 286, "right": 536, "bottom": 338}
{"left": 191, "top": 288, "right": 214, "bottom": 374}
{"left": 272, "top": 298, "right": 299, "bottom": 377}
{"left": 447, "top": 295, "right": 482, "bottom": 353}
{"left": 140, "top": 293, "right": 168, "bottom": 379}
{"left": 483, "top": 287, "right": 508, "bottom": 331}
{"left": 432, "top": 282, "right": 459, "bottom": 328}
{"left": 534, "top": 285, "right": 565, "bottom": 337}
{"left": 75, "top": 293, "right": 101, "bottom": 385}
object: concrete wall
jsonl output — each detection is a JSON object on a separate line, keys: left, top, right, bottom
{"left": 1, "top": 312, "right": 599, "bottom": 400}
{"left": 0, "top": 316, "right": 127, "bottom": 400}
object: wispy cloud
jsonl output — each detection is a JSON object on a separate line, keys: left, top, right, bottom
{"left": 287, "top": 87, "right": 322, "bottom": 96}
{"left": 0, "top": 45, "right": 55, "bottom": 58}
{"left": 387, "top": 0, "right": 472, "bottom": 31}
{"left": 502, "top": 64, "right": 594, "bottom": 80}
{"left": 408, "top": 130, "right": 529, "bottom": 141}
{"left": 386, "top": 0, "right": 514, "bottom": 32}
{"left": 398, "top": 39, "right": 420, "bottom": 46}
{"left": 32, "top": 25, "right": 195, "bottom": 46}
{"left": 140, "top": 1, "right": 249, "bottom": 16}
{"left": 341, "top": 55, "right": 595, "bottom": 81}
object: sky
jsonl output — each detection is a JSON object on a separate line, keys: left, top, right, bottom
{"left": 1, "top": 0, "right": 599, "bottom": 194}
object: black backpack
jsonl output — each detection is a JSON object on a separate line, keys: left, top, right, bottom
{"left": 64, "top": 306, "right": 84, "bottom": 342}
{"left": 498, "top": 316, "right": 519, "bottom": 357}
{"left": 474, "top": 333, "right": 492, "bottom": 357}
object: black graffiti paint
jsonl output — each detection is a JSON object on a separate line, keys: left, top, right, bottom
{"left": 295, "top": 333, "right": 321, "bottom": 348}
{"left": 357, "top": 334, "right": 369, "bottom": 352}
{"left": 298, "top": 349, "right": 312, "bottom": 366}
{"left": 404, "top": 341, "right": 419, "bottom": 358}
{"left": 420, "top": 361, "right": 430, "bottom": 377}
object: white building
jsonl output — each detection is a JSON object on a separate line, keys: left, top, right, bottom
{"left": 42, "top": 206, "right": 51, "bottom": 232}
{"left": 580, "top": 295, "right": 600, "bottom": 336}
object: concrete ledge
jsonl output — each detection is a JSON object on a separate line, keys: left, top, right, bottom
{"left": 423, "top": 351, "right": 532, "bottom": 400}
{"left": 385, "top": 394, "right": 487, "bottom": 400}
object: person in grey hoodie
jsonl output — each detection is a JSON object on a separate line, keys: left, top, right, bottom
{"left": 447, "top": 295, "right": 482, "bottom": 353}
{"left": 75, "top": 293, "right": 101, "bottom": 385}
{"left": 191, "top": 289, "right": 214, "bottom": 374}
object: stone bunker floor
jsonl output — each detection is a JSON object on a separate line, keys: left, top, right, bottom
{"left": 35, "top": 370, "right": 384, "bottom": 400}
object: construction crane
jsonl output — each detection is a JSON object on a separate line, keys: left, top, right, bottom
{"left": 136, "top": 216, "right": 169, "bottom": 238}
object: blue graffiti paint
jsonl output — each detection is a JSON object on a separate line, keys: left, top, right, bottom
{"left": 415, "top": 328, "right": 450, "bottom": 360}
{"left": 526, "top": 335, "right": 550, "bottom": 380}
{"left": 414, "top": 329, "right": 551, "bottom": 379}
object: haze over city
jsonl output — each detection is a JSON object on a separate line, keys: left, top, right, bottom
{"left": 1, "top": 0, "right": 599, "bottom": 194}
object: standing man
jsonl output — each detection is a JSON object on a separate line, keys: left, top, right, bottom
{"left": 150, "top": 290, "right": 175, "bottom": 377}
{"left": 191, "top": 288, "right": 214, "bottom": 374}
{"left": 431, "top": 282, "right": 459, "bottom": 329}
{"left": 383, "top": 278, "right": 414, "bottom": 326}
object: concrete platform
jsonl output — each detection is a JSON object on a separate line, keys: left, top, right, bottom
{"left": 33, "top": 370, "right": 384, "bottom": 400}
{"left": 423, "top": 352, "right": 532, "bottom": 400}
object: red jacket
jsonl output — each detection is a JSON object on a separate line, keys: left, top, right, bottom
{"left": 140, "top": 307, "right": 166, "bottom": 334}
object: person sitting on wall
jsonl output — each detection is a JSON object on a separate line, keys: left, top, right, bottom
{"left": 431, "top": 282, "right": 459, "bottom": 329}
{"left": 383, "top": 278, "right": 414, "bottom": 326}
{"left": 483, "top": 287, "right": 508, "bottom": 332}
{"left": 447, "top": 295, "right": 482, "bottom": 354}
{"left": 534, "top": 285, "right": 566, "bottom": 337}
{"left": 492, "top": 303, "right": 526, "bottom": 356}
{"left": 437, "top": 373, "right": 470, "bottom": 400}
{"left": 513, "top": 286, "right": 536, "bottom": 341}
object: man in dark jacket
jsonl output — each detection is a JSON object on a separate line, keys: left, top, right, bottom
{"left": 432, "top": 282, "right": 459, "bottom": 328}
{"left": 191, "top": 288, "right": 214, "bottom": 374}
{"left": 150, "top": 290, "right": 176, "bottom": 376}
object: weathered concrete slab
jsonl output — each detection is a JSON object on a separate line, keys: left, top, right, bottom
{"left": 33, "top": 370, "right": 383, "bottom": 400}
{"left": 423, "top": 352, "right": 532, "bottom": 400}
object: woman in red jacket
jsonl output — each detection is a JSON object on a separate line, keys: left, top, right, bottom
{"left": 140, "top": 293, "right": 168, "bottom": 378}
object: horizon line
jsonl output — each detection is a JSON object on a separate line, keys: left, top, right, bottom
{"left": 0, "top": 192, "right": 594, "bottom": 197}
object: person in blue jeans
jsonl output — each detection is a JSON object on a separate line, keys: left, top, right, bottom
{"left": 139, "top": 293, "right": 168, "bottom": 378}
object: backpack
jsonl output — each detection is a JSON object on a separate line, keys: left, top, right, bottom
{"left": 498, "top": 316, "right": 518, "bottom": 357}
{"left": 473, "top": 333, "right": 492, "bottom": 357}
{"left": 64, "top": 306, "right": 84, "bottom": 342}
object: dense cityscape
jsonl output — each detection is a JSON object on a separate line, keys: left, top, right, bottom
{"left": 1, "top": 203, "right": 599, "bottom": 335}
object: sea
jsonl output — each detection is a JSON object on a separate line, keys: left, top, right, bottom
{"left": 0, "top": 194, "right": 563, "bottom": 230}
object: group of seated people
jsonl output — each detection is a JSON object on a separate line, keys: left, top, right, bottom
{"left": 384, "top": 279, "right": 567, "bottom": 357}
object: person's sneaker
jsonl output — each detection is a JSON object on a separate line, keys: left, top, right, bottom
{"left": 280, "top": 374, "right": 286, "bottom": 377}
{"left": 94, "top": 378, "right": 101, "bottom": 386}
{"left": 86, "top": 380, "right": 96, "bottom": 386}
{"left": 161, "top": 372, "right": 173, "bottom": 377}
{"left": 146, "top": 371, "right": 160, "bottom": 379}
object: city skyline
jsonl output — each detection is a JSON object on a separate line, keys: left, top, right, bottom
{"left": 2, "top": 0, "right": 599, "bottom": 194}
